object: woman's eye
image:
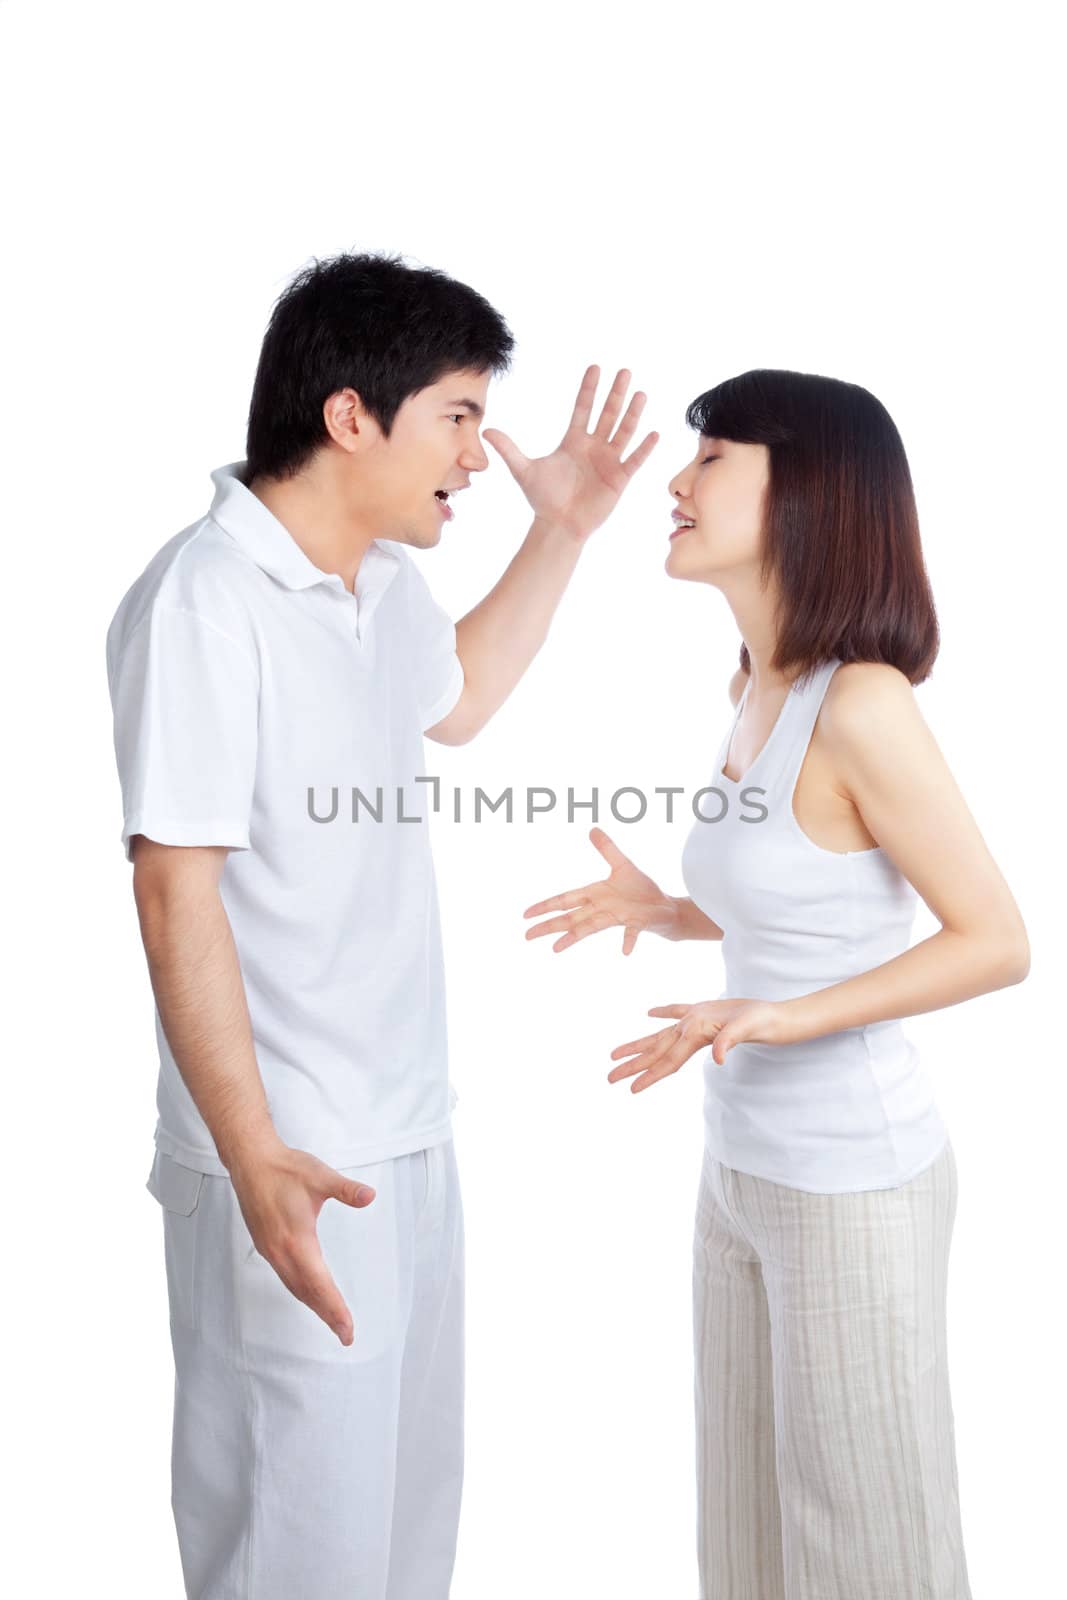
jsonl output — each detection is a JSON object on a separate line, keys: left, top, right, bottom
{"left": 701, "top": 455, "right": 718, "bottom": 464}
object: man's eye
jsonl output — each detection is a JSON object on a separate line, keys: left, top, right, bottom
{"left": 449, "top": 414, "right": 465, "bottom": 424}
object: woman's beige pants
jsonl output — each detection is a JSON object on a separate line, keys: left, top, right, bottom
{"left": 693, "top": 1137, "right": 973, "bottom": 1599}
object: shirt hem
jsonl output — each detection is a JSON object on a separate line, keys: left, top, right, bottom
{"left": 153, "top": 1113, "right": 457, "bottom": 1178}
{"left": 703, "top": 1130, "right": 952, "bottom": 1194}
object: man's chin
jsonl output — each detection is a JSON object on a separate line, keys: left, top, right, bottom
{"left": 386, "top": 522, "right": 443, "bottom": 551}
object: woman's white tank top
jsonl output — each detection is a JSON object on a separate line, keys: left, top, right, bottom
{"left": 680, "top": 656, "right": 949, "bottom": 1193}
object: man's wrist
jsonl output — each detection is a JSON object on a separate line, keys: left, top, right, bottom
{"left": 528, "top": 513, "right": 587, "bottom": 552}
{"left": 216, "top": 1114, "right": 285, "bottom": 1176}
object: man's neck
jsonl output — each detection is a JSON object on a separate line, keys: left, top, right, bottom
{"left": 247, "top": 471, "right": 377, "bottom": 594}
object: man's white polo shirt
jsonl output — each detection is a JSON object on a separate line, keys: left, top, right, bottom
{"left": 106, "top": 461, "right": 466, "bottom": 1176}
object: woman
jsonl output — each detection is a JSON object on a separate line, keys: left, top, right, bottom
{"left": 523, "top": 369, "right": 1029, "bottom": 1599}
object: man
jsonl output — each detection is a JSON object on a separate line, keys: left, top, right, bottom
{"left": 105, "top": 250, "right": 658, "bottom": 1598}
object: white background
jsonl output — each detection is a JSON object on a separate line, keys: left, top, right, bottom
{"left": 3, "top": 1, "right": 1062, "bottom": 1595}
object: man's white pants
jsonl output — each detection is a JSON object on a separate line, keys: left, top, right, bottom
{"left": 147, "top": 1138, "right": 465, "bottom": 1599}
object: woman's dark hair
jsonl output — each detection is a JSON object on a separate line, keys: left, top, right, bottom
{"left": 245, "top": 251, "right": 516, "bottom": 482}
{"left": 686, "top": 369, "right": 939, "bottom": 685}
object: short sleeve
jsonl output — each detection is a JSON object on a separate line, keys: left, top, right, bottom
{"left": 108, "top": 605, "right": 259, "bottom": 861}
{"left": 404, "top": 557, "right": 465, "bottom": 732}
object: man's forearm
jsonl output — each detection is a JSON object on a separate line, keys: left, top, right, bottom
{"left": 135, "top": 881, "right": 282, "bottom": 1172}
{"left": 453, "top": 515, "right": 582, "bottom": 729}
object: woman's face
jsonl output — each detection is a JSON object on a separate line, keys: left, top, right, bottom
{"left": 665, "top": 436, "right": 770, "bottom": 581}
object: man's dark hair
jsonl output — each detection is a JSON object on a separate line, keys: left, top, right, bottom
{"left": 245, "top": 251, "right": 516, "bottom": 482}
{"left": 687, "top": 368, "right": 940, "bottom": 684}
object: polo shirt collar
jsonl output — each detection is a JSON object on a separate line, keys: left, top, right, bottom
{"left": 208, "top": 461, "right": 401, "bottom": 607}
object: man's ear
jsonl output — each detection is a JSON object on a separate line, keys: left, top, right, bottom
{"left": 322, "top": 386, "right": 369, "bottom": 454}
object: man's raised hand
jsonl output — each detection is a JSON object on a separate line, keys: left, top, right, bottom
{"left": 482, "top": 365, "right": 659, "bottom": 540}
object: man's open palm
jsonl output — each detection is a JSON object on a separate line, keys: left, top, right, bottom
{"left": 482, "top": 365, "right": 659, "bottom": 539}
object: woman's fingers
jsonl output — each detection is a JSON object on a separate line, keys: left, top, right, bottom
{"left": 607, "top": 1051, "right": 658, "bottom": 1081}
{"left": 605, "top": 1001, "right": 726, "bottom": 1094}
{"left": 525, "top": 912, "right": 580, "bottom": 942}
{"left": 609, "top": 1023, "right": 676, "bottom": 1060}
{"left": 609, "top": 1033, "right": 691, "bottom": 1090}
{"left": 588, "top": 826, "right": 633, "bottom": 871}
{"left": 550, "top": 907, "right": 619, "bottom": 952}
{"left": 526, "top": 897, "right": 625, "bottom": 950}
{"left": 629, "top": 1052, "right": 687, "bottom": 1092}
{"left": 523, "top": 883, "right": 600, "bottom": 918}
{"left": 608, "top": 1039, "right": 676, "bottom": 1084}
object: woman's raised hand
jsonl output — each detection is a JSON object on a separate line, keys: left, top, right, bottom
{"left": 523, "top": 827, "right": 679, "bottom": 956}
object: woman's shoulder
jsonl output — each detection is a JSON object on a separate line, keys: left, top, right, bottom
{"left": 819, "top": 662, "right": 923, "bottom": 760}
{"left": 728, "top": 657, "right": 918, "bottom": 718}
{"left": 826, "top": 659, "right": 915, "bottom": 714}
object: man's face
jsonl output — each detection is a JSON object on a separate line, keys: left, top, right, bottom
{"left": 345, "top": 367, "right": 493, "bottom": 549}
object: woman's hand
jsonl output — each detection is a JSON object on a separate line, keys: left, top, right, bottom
{"left": 608, "top": 998, "right": 792, "bottom": 1092}
{"left": 524, "top": 827, "right": 680, "bottom": 955}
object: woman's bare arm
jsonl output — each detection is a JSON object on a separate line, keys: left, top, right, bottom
{"left": 776, "top": 663, "right": 1030, "bottom": 1043}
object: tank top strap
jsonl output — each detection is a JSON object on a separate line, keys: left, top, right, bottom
{"left": 714, "top": 694, "right": 744, "bottom": 771}
{"left": 763, "top": 657, "right": 843, "bottom": 796}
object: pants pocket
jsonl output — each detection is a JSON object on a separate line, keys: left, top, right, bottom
{"left": 146, "top": 1150, "right": 205, "bottom": 1328}
{"left": 145, "top": 1149, "right": 206, "bottom": 1214}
